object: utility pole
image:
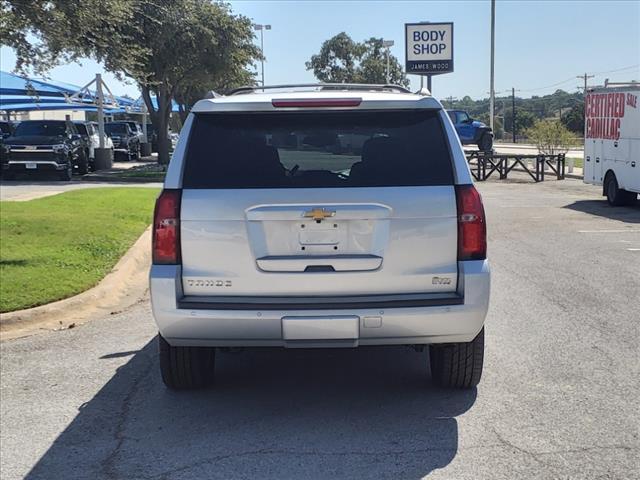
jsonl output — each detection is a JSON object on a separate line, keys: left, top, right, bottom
{"left": 576, "top": 72, "right": 594, "bottom": 138}
{"left": 489, "top": 0, "right": 496, "bottom": 131}
{"left": 445, "top": 96, "right": 457, "bottom": 107}
{"left": 577, "top": 73, "right": 594, "bottom": 92}
{"left": 511, "top": 87, "right": 516, "bottom": 143}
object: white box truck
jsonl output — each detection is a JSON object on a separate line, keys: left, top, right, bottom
{"left": 584, "top": 82, "right": 640, "bottom": 206}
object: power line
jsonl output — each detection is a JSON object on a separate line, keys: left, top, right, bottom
{"left": 506, "top": 64, "right": 640, "bottom": 94}
{"left": 590, "top": 63, "right": 639, "bottom": 76}
{"left": 518, "top": 76, "right": 577, "bottom": 93}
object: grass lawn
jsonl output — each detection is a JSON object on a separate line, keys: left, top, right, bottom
{"left": 0, "top": 187, "right": 159, "bottom": 313}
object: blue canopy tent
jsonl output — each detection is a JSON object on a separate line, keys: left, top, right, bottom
{"left": 1, "top": 71, "right": 180, "bottom": 114}
{"left": 0, "top": 71, "right": 133, "bottom": 113}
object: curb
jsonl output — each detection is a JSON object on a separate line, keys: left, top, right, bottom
{"left": 0, "top": 228, "right": 151, "bottom": 341}
{"left": 565, "top": 173, "right": 583, "bottom": 180}
{"left": 81, "top": 174, "right": 163, "bottom": 183}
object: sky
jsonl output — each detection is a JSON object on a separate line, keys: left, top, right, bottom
{"left": 1, "top": 0, "right": 638, "bottom": 101}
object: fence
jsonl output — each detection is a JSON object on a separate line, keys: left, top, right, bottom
{"left": 466, "top": 152, "right": 566, "bottom": 182}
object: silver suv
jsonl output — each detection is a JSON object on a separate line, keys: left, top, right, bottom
{"left": 150, "top": 84, "right": 490, "bottom": 390}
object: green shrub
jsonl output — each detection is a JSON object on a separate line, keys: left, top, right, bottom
{"left": 526, "top": 119, "right": 576, "bottom": 155}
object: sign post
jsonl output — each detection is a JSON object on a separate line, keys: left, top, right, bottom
{"left": 405, "top": 22, "right": 454, "bottom": 93}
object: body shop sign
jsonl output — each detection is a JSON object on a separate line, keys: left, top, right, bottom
{"left": 405, "top": 22, "right": 453, "bottom": 75}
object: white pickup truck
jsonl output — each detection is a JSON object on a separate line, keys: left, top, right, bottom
{"left": 584, "top": 82, "right": 639, "bottom": 206}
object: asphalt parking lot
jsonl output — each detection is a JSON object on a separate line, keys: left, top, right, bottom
{"left": 1, "top": 177, "right": 639, "bottom": 479}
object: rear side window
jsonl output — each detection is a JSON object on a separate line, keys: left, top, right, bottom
{"left": 183, "top": 110, "right": 453, "bottom": 189}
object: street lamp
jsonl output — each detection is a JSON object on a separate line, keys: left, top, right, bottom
{"left": 253, "top": 24, "right": 271, "bottom": 88}
{"left": 382, "top": 40, "right": 394, "bottom": 84}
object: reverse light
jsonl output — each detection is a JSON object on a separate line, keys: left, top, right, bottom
{"left": 152, "top": 189, "right": 182, "bottom": 264}
{"left": 455, "top": 184, "right": 487, "bottom": 261}
{"left": 272, "top": 98, "right": 362, "bottom": 108}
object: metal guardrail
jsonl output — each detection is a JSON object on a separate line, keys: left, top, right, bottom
{"left": 466, "top": 151, "right": 565, "bottom": 182}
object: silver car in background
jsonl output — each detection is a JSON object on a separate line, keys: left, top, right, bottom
{"left": 150, "top": 84, "right": 490, "bottom": 390}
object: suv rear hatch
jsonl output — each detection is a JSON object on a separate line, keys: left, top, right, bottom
{"left": 178, "top": 108, "right": 458, "bottom": 299}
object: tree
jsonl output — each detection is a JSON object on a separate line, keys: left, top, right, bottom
{"left": 503, "top": 108, "right": 535, "bottom": 136}
{"left": 526, "top": 119, "right": 576, "bottom": 155}
{"left": 1, "top": 0, "right": 260, "bottom": 165}
{"left": 358, "top": 38, "right": 409, "bottom": 86}
{"left": 306, "top": 33, "right": 409, "bottom": 87}
{"left": 561, "top": 103, "right": 585, "bottom": 134}
{"left": 305, "top": 32, "right": 364, "bottom": 83}
{"left": 174, "top": 67, "right": 256, "bottom": 124}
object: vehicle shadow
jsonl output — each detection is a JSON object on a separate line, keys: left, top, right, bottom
{"left": 564, "top": 199, "right": 640, "bottom": 223}
{"left": 26, "top": 339, "right": 477, "bottom": 480}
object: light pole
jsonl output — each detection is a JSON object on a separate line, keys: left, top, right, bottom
{"left": 382, "top": 40, "right": 394, "bottom": 83}
{"left": 254, "top": 24, "right": 271, "bottom": 88}
{"left": 489, "top": 0, "right": 496, "bottom": 131}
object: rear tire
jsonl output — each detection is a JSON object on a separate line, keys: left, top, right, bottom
{"left": 478, "top": 133, "right": 493, "bottom": 152}
{"left": 159, "top": 335, "right": 216, "bottom": 390}
{"left": 77, "top": 150, "right": 89, "bottom": 175}
{"left": 59, "top": 163, "right": 72, "bottom": 181}
{"left": 429, "top": 327, "right": 484, "bottom": 389}
{"left": 605, "top": 173, "right": 635, "bottom": 206}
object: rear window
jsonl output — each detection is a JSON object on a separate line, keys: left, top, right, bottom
{"left": 183, "top": 110, "right": 453, "bottom": 188}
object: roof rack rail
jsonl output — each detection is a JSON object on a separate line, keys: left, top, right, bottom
{"left": 227, "top": 83, "right": 412, "bottom": 96}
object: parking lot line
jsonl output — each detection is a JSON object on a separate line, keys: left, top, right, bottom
{"left": 578, "top": 229, "right": 640, "bottom": 233}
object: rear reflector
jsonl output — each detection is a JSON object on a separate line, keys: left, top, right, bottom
{"left": 272, "top": 98, "right": 362, "bottom": 108}
{"left": 455, "top": 184, "right": 487, "bottom": 261}
{"left": 152, "top": 189, "right": 181, "bottom": 264}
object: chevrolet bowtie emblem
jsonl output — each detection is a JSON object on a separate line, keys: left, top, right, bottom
{"left": 304, "top": 208, "right": 336, "bottom": 221}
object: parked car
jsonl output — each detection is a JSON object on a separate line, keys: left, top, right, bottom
{"left": 0, "top": 120, "right": 86, "bottom": 180}
{"left": 122, "top": 121, "right": 144, "bottom": 144}
{"left": 73, "top": 121, "right": 114, "bottom": 171}
{"left": 0, "top": 121, "right": 14, "bottom": 140}
{"left": 150, "top": 84, "right": 490, "bottom": 390}
{"left": 446, "top": 110, "right": 493, "bottom": 151}
{"left": 105, "top": 122, "right": 140, "bottom": 161}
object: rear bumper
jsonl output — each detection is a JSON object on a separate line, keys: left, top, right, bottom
{"left": 150, "top": 260, "right": 490, "bottom": 347}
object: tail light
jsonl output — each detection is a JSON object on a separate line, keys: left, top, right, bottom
{"left": 153, "top": 189, "right": 181, "bottom": 264}
{"left": 455, "top": 184, "right": 487, "bottom": 261}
